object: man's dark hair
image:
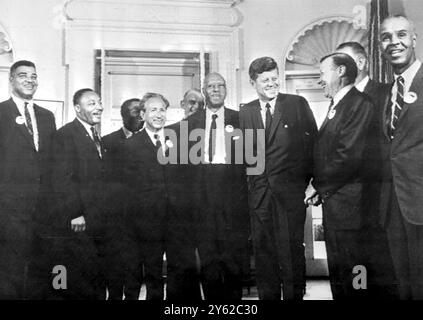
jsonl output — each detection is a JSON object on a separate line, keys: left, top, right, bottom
{"left": 320, "top": 53, "right": 358, "bottom": 85}
{"left": 121, "top": 98, "right": 141, "bottom": 118}
{"left": 140, "top": 92, "right": 170, "bottom": 111}
{"left": 249, "top": 56, "right": 279, "bottom": 81}
{"left": 73, "top": 88, "right": 95, "bottom": 106}
{"left": 9, "top": 60, "right": 36, "bottom": 77}
{"left": 336, "top": 41, "right": 368, "bottom": 59}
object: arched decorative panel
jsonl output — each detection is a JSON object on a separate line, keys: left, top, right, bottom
{"left": 285, "top": 17, "right": 368, "bottom": 69}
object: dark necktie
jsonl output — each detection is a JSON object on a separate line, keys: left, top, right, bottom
{"left": 154, "top": 133, "right": 162, "bottom": 149}
{"left": 90, "top": 126, "right": 102, "bottom": 158}
{"left": 24, "top": 102, "right": 33, "bottom": 136}
{"left": 209, "top": 114, "right": 218, "bottom": 163}
{"left": 265, "top": 103, "right": 272, "bottom": 141}
{"left": 390, "top": 76, "right": 405, "bottom": 138}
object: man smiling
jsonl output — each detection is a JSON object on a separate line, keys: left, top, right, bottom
{"left": 48, "top": 88, "right": 107, "bottom": 299}
{"left": 0, "top": 60, "right": 55, "bottom": 299}
{"left": 240, "top": 57, "right": 317, "bottom": 300}
{"left": 378, "top": 15, "right": 423, "bottom": 299}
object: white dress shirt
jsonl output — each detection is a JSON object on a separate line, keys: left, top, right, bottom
{"left": 204, "top": 106, "right": 226, "bottom": 164}
{"left": 76, "top": 117, "right": 96, "bottom": 140}
{"left": 12, "top": 93, "right": 39, "bottom": 151}
{"left": 355, "top": 75, "right": 370, "bottom": 93}
{"left": 390, "top": 59, "right": 422, "bottom": 123}
{"left": 332, "top": 84, "right": 354, "bottom": 109}
{"left": 259, "top": 98, "right": 277, "bottom": 128}
{"left": 145, "top": 126, "right": 166, "bottom": 155}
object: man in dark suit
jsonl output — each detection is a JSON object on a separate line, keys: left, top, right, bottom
{"left": 378, "top": 15, "right": 423, "bottom": 299}
{"left": 122, "top": 92, "right": 173, "bottom": 300}
{"left": 336, "top": 42, "right": 397, "bottom": 298}
{"left": 48, "top": 88, "right": 107, "bottom": 299}
{"left": 306, "top": 53, "right": 374, "bottom": 299}
{"left": 0, "top": 60, "right": 56, "bottom": 299}
{"left": 239, "top": 57, "right": 317, "bottom": 300}
{"left": 102, "top": 98, "right": 143, "bottom": 300}
{"left": 185, "top": 72, "right": 250, "bottom": 301}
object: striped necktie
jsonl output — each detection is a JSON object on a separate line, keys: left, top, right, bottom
{"left": 90, "top": 126, "right": 103, "bottom": 158}
{"left": 24, "top": 102, "right": 34, "bottom": 136}
{"left": 390, "top": 76, "right": 405, "bottom": 138}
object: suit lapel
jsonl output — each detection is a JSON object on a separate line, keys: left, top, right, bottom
{"left": 72, "top": 119, "right": 103, "bottom": 159}
{"left": 381, "top": 83, "right": 393, "bottom": 141}
{"left": 318, "top": 88, "right": 355, "bottom": 137}
{"left": 34, "top": 105, "right": 49, "bottom": 152}
{"left": 268, "top": 94, "right": 285, "bottom": 142}
{"left": 7, "top": 98, "right": 36, "bottom": 150}
{"left": 401, "top": 65, "right": 423, "bottom": 121}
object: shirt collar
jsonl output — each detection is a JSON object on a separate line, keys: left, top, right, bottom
{"left": 333, "top": 84, "right": 354, "bottom": 108}
{"left": 145, "top": 126, "right": 164, "bottom": 142}
{"left": 76, "top": 117, "right": 95, "bottom": 136}
{"left": 259, "top": 97, "right": 276, "bottom": 112}
{"left": 122, "top": 126, "right": 133, "bottom": 139}
{"left": 355, "top": 75, "right": 370, "bottom": 93}
{"left": 206, "top": 105, "right": 225, "bottom": 118}
{"left": 11, "top": 93, "right": 33, "bottom": 110}
{"left": 394, "top": 59, "right": 422, "bottom": 89}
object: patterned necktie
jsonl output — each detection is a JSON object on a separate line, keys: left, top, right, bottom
{"left": 390, "top": 76, "right": 405, "bottom": 138}
{"left": 90, "top": 126, "right": 102, "bottom": 158}
{"left": 24, "top": 102, "right": 33, "bottom": 136}
{"left": 209, "top": 114, "right": 218, "bottom": 163}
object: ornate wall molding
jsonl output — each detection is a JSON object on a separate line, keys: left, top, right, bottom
{"left": 63, "top": 0, "right": 243, "bottom": 30}
{"left": 285, "top": 16, "right": 368, "bottom": 67}
{"left": 0, "top": 24, "right": 13, "bottom": 55}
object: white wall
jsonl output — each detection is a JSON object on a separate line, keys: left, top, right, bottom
{"left": 1, "top": 0, "right": 422, "bottom": 122}
{"left": 0, "top": 0, "right": 66, "bottom": 102}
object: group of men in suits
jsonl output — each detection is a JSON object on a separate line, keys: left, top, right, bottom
{"left": 2, "top": 14, "right": 423, "bottom": 300}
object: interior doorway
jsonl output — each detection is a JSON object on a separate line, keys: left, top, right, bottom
{"left": 95, "top": 49, "right": 209, "bottom": 135}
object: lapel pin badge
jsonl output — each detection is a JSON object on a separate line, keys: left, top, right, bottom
{"left": 15, "top": 116, "right": 25, "bottom": 125}
{"left": 404, "top": 91, "right": 418, "bottom": 104}
{"left": 165, "top": 140, "right": 174, "bottom": 148}
{"left": 225, "top": 125, "right": 234, "bottom": 133}
{"left": 328, "top": 109, "right": 336, "bottom": 120}
{"left": 232, "top": 135, "right": 240, "bottom": 140}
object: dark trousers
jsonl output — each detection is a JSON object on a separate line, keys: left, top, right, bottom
{"left": 360, "top": 226, "right": 398, "bottom": 299}
{"left": 44, "top": 234, "right": 107, "bottom": 300}
{"left": 165, "top": 205, "right": 202, "bottom": 301}
{"left": 125, "top": 204, "right": 166, "bottom": 300}
{"left": 250, "top": 187, "right": 306, "bottom": 300}
{"left": 323, "top": 225, "right": 367, "bottom": 300}
{"left": 197, "top": 213, "right": 248, "bottom": 301}
{"left": 0, "top": 238, "right": 30, "bottom": 299}
{"left": 198, "top": 165, "right": 250, "bottom": 301}
{"left": 386, "top": 188, "right": 423, "bottom": 300}
{"left": 104, "top": 230, "right": 133, "bottom": 300}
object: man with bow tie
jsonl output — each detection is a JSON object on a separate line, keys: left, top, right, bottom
{"left": 47, "top": 88, "right": 107, "bottom": 299}
{"left": 378, "top": 15, "right": 423, "bottom": 300}
{"left": 306, "top": 53, "right": 374, "bottom": 299}
{"left": 0, "top": 60, "right": 56, "bottom": 299}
